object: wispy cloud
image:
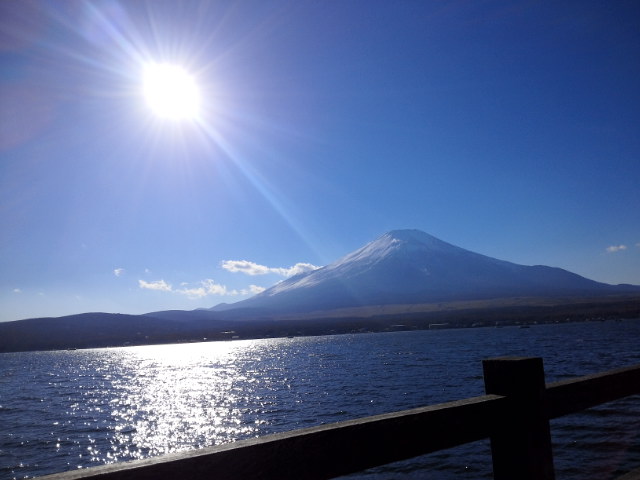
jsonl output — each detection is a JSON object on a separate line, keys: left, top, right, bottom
{"left": 13, "top": 288, "right": 22, "bottom": 294}
{"left": 176, "top": 279, "right": 231, "bottom": 299}
{"left": 606, "top": 245, "right": 627, "bottom": 253}
{"left": 222, "top": 260, "right": 320, "bottom": 277}
{"left": 177, "top": 280, "right": 267, "bottom": 299}
{"left": 222, "top": 260, "right": 269, "bottom": 275}
{"left": 139, "top": 277, "right": 266, "bottom": 299}
{"left": 138, "top": 279, "right": 172, "bottom": 291}
{"left": 113, "top": 268, "right": 125, "bottom": 277}
{"left": 272, "top": 263, "right": 321, "bottom": 277}
{"left": 244, "top": 284, "right": 266, "bottom": 294}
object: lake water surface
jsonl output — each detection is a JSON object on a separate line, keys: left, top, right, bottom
{"left": 1, "top": 320, "right": 639, "bottom": 479}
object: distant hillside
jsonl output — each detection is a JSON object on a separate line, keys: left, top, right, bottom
{"left": 2, "top": 296, "right": 639, "bottom": 353}
{"left": 0, "top": 312, "right": 245, "bottom": 352}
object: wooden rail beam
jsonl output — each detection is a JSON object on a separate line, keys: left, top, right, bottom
{"left": 40, "top": 394, "right": 506, "bottom": 480}
{"left": 546, "top": 363, "right": 640, "bottom": 418}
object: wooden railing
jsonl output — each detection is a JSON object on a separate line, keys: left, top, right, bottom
{"left": 40, "top": 357, "right": 640, "bottom": 480}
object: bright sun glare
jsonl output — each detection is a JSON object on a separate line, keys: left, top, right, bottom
{"left": 143, "top": 63, "right": 200, "bottom": 120}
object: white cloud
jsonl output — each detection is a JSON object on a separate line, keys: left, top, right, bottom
{"left": 243, "top": 284, "right": 266, "bottom": 295}
{"left": 606, "top": 245, "right": 627, "bottom": 253}
{"left": 13, "top": 288, "right": 22, "bottom": 293}
{"left": 114, "top": 268, "right": 125, "bottom": 277}
{"left": 139, "top": 276, "right": 267, "bottom": 300}
{"left": 221, "top": 260, "right": 270, "bottom": 275}
{"left": 272, "top": 262, "right": 320, "bottom": 277}
{"left": 138, "top": 279, "right": 172, "bottom": 291}
{"left": 177, "top": 279, "right": 231, "bottom": 299}
{"left": 222, "top": 260, "right": 320, "bottom": 277}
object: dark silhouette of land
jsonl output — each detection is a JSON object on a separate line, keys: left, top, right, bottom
{"left": 1, "top": 295, "right": 638, "bottom": 352}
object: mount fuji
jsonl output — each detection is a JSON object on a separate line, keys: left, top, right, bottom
{"left": 3, "top": 230, "right": 639, "bottom": 352}
{"left": 213, "top": 229, "right": 639, "bottom": 315}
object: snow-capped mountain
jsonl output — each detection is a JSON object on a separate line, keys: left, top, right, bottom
{"left": 216, "top": 229, "right": 637, "bottom": 313}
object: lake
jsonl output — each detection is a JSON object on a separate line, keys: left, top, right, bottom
{"left": 1, "top": 319, "right": 639, "bottom": 479}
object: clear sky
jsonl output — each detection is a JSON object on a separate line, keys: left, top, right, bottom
{"left": 1, "top": 0, "right": 639, "bottom": 322}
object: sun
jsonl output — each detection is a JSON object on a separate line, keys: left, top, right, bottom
{"left": 143, "top": 63, "right": 200, "bottom": 120}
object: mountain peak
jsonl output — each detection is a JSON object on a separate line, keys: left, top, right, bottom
{"left": 362, "top": 229, "right": 460, "bottom": 260}
{"left": 379, "top": 229, "right": 454, "bottom": 250}
{"left": 385, "top": 229, "right": 437, "bottom": 242}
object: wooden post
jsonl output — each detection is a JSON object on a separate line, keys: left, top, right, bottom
{"left": 483, "top": 357, "right": 555, "bottom": 480}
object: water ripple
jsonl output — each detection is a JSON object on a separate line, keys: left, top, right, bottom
{"left": 1, "top": 320, "right": 639, "bottom": 479}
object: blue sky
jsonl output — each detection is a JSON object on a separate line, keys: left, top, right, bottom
{"left": 1, "top": 0, "right": 639, "bottom": 322}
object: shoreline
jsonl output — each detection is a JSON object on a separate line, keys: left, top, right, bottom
{"left": 1, "top": 295, "right": 639, "bottom": 353}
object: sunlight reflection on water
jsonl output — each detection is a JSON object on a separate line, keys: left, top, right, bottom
{"left": 87, "top": 340, "right": 270, "bottom": 461}
{"left": 3, "top": 322, "right": 640, "bottom": 479}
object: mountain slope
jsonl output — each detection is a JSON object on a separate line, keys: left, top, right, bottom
{"left": 221, "top": 229, "right": 637, "bottom": 313}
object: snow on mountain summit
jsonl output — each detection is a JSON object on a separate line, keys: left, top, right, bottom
{"left": 262, "top": 230, "right": 458, "bottom": 296}
{"left": 322, "top": 229, "right": 461, "bottom": 269}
